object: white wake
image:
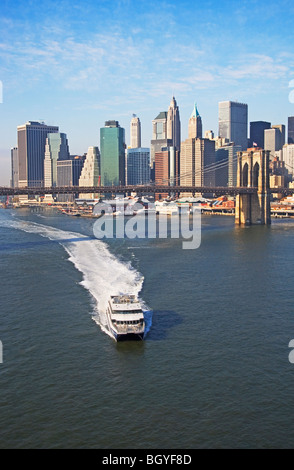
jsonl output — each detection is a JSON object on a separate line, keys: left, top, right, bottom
{"left": 0, "top": 217, "right": 151, "bottom": 338}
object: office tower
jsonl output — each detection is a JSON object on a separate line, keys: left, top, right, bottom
{"left": 155, "top": 146, "right": 180, "bottom": 199}
{"left": 218, "top": 101, "right": 248, "bottom": 150}
{"left": 264, "top": 128, "right": 283, "bottom": 157}
{"left": 11, "top": 147, "right": 19, "bottom": 188}
{"left": 57, "top": 156, "right": 86, "bottom": 187}
{"left": 130, "top": 115, "right": 141, "bottom": 149}
{"left": 151, "top": 111, "right": 172, "bottom": 172}
{"left": 167, "top": 96, "right": 181, "bottom": 151}
{"left": 188, "top": 103, "right": 202, "bottom": 139}
{"left": 44, "top": 133, "right": 70, "bottom": 187}
{"left": 250, "top": 121, "right": 271, "bottom": 148}
{"left": 17, "top": 121, "right": 59, "bottom": 187}
{"left": 288, "top": 117, "right": 294, "bottom": 144}
{"left": 100, "top": 120, "right": 125, "bottom": 186}
{"left": 215, "top": 143, "right": 241, "bottom": 187}
{"left": 180, "top": 138, "right": 215, "bottom": 196}
{"left": 127, "top": 148, "right": 150, "bottom": 185}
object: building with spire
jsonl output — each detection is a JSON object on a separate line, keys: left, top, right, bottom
{"left": 188, "top": 103, "right": 202, "bottom": 139}
{"left": 167, "top": 96, "right": 181, "bottom": 151}
{"left": 180, "top": 103, "right": 215, "bottom": 196}
{"left": 151, "top": 97, "right": 181, "bottom": 181}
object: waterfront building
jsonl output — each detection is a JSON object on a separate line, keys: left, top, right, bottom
{"left": 100, "top": 121, "right": 125, "bottom": 186}
{"left": 218, "top": 101, "right": 248, "bottom": 151}
{"left": 17, "top": 121, "right": 59, "bottom": 188}
{"left": 155, "top": 146, "right": 180, "bottom": 199}
{"left": 11, "top": 147, "right": 19, "bottom": 188}
{"left": 130, "top": 115, "right": 141, "bottom": 149}
{"left": 79, "top": 147, "right": 100, "bottom": 198}
{"left": 44, "top": 133, "right": 70, "bottom": 187}
{"left": 288, "top": 117, "right": 294, "bottom": 144}
{"left": 188, "top": 103, "right": 202, "bottom": 139}
{"left": 127, "top": 148, "right": 150, "bottom": 185}
{"left": 250, "top": 121, "right": 271, "bottom": 148}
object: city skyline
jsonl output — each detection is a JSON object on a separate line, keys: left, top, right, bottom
{"left": 1, "top": 0, "right": 294, "bottom": 185}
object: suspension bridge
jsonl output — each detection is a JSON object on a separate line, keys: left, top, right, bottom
{"left": 2, "top": 149, "right": 294, "bottom": 224}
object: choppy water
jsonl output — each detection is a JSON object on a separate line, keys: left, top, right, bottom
{"left": 1, "top": 208, "right": 294, "bottom": 449}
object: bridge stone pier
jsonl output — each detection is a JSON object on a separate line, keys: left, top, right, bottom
{"left": 235, "top": 149, "right": 271, "bottom": 225}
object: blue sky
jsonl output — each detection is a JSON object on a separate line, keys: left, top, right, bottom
{"left": 1, "top": 0, "right": 294, "bottom": 184}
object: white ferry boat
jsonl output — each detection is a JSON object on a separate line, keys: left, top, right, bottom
{"left": 106, "top": 295, "right": 145, "bottom": 341}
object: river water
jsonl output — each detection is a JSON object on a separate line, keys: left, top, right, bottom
{"left": 0, "top": 208, "right": 294, "bottom": 449}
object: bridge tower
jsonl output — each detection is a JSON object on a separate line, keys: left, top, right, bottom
{"left": 235, "top": 149, "right": 271, "bottom": 225}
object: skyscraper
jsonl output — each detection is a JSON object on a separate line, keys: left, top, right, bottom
{"left": 100, "top": 121, "right": 125, "bottom": 186}
{"left": 288, "top": 117, "right": 294, "bottom": 144}
{"left": 57, "top": 156, "right": 86, "bottom": 187}
{"left": 127, "top": 148, "right": 150, "bottom": 185}
{"left": 130, "top": 115, "right": 141, "bottom": 149}
{"left": 44, "top": 133, "right": 70, "bottom": 187}
{"left": 188, "top": 103, "right": 202, "bottom": 139}
{"left": 167, "top": 96, "right": 181, "bottom": 151}
{"left": 150, "top": 111, "right": 171, "bottom": 172}
{"left": 155, "top": 146, "right": 180, "bottom": 199}
{"left": 215, "top": 143, "right": 241, "bottom": 187}
{"left": 272, "top": 124, "right": 285, "bottom": 147}
{"left": 264, "top": 128, "right": 283, "bottom": 156}
{"left": 218, "top": 101, "right": 248, "bottom": 151}
{"left": 250, "top": 121, "right": 271, "bottom": 148}
{"left": 180, "top": 138, "right": 215, "bottom": 196}
{"left": 151, "top": 97, "right": 181, "bottom": 181}
{"left": 17, "top": 121, "right": 59, "bottom": 187}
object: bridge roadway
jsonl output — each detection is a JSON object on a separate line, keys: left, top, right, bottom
{"left": 0, "top": 185, "right": 293, "bottom": 197}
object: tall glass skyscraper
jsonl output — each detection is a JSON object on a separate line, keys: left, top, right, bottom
{"left": 100, "top": 121, "right": 125, "bottom": 186}
{"left": 219, "top": 101, "right": 248, "bottom": 151}
{"left": 17, "top": 121, "right": 59, "bottom": 187}
{"left": 44, "top": 133, "right": 70, "bottom": 187}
